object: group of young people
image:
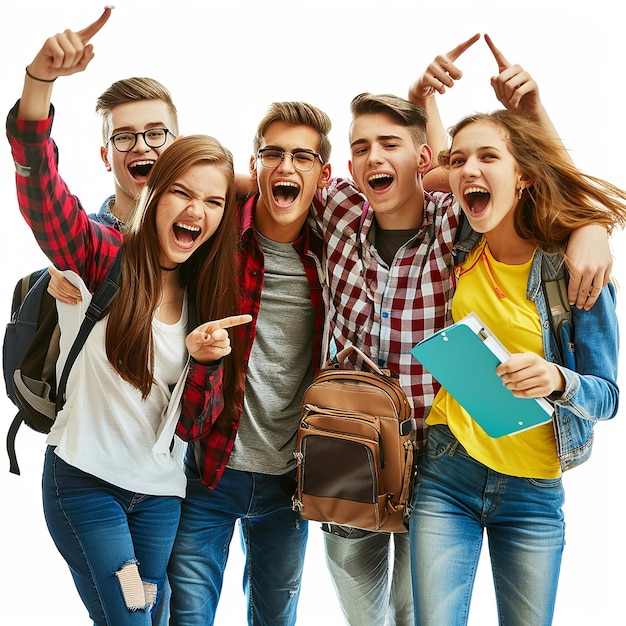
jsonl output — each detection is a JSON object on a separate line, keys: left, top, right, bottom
{"left": 8, "top": 7, "right": 624, "bottom": 626}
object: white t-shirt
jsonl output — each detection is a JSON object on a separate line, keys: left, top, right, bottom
{"left": 47, "top": 271, "right": 189, "bottom": 497}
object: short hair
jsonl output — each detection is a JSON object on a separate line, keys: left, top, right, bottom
{"left": 253, "top": 101, "right": 332, "bottom": 164}
{"left": 350, "top": 92, "right": 428, "bottom": 147}
{"left": 96, "top": 77, "right": 179, "bottom": 144}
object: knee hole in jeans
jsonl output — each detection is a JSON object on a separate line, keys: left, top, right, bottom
{"left": 114, "top": 560, "right": 156, "bottom": 612}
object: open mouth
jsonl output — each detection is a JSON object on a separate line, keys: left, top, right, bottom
{"left": 368, "top": 173, "right": 394, "bottom": 191}
{"left": 272, "top": 181, "right": 301, "bottom": 206}
{"left": 173, "top": 222, "right": 201, "bottom": 247}
{"left": 129, "top": 160, "right": 155, "bottom": 180}
{"left": 464, "top": 187, "right": 490, "bottom": 215}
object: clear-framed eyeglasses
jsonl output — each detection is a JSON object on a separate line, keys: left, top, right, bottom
{"left": 257, "top": 148, "right": 323, "bottom": 172}
{"left": 107, "top": 128, "right": 175, "bottom": 153}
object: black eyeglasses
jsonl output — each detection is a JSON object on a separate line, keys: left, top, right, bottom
{"left": 107, "top": 128, "right": 175, "bottom": 152}
{"left": 257, "top": 148, "right": 323, "bottom": 172}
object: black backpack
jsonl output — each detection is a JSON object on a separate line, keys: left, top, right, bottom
{"left": 3, "top": 252, "right": 122, "bottom": 474}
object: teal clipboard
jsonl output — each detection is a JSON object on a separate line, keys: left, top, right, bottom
{"left": 410, "top": 312, "right": 553, "bottom": 438}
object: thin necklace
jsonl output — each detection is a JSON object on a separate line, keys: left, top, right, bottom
{"left": 160, "top": 264, "right": 179, "bottom": 272}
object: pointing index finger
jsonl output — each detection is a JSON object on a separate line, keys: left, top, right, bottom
{"left": 78, "top": 6, "right": 114, "bottom": 44}
{"left": 484, "top": 34, "right": 510, "bottom": 72}
{"left": 212, "top": 314, "right": 253, "bottom": 331}
{"left": 447, "top": 33, "right": 480, "bottom": 62}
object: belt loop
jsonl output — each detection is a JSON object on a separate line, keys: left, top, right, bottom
{"left": 448, "top": 439, "right": 460, "bottom": 457}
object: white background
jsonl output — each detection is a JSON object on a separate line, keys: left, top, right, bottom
{"left": 0, "top": 1, "right": 624, "bottom": 624}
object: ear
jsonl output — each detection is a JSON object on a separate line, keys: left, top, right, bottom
{"left": 249, "top": 154, "right": 258, "bottom": 182}
{"left": 416, "top": 143, "right": 433, "bottom": 174}
{"left": 518, "top": 171, "right": 534, "bottom": 190}
{"left": 348, "top": 161, "right": 362, "bottom": 192}
{"left": 101, "top": 146, "right": 112, "bottom": 172}
{"left": 317, "top": 162, "right": 332, "bottom": 189}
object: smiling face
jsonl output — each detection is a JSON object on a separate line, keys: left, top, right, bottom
{"left": 155, "top": 162, "right": 228, "bottom": 267}
{"left": 448, "top": 120, "right": 530, "bottom": 245}
{"left": 101, "top": 100, "right": 177, "bottom": 221}
{"left": 250, "top": 120, "right": 331, "bottom": 242}
{"left": 349, "top": 112, "right": 431, "bottom": 230}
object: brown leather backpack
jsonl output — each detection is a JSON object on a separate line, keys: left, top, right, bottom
{"left": 292, "top": 346, "right": 416, "bottom": 533}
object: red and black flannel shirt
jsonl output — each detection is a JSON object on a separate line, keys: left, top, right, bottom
{"left": 176, "top": 194, "right": 326, "bottom": 489}
{"left": 7, "top": 102, "right": 122, "bottom": 287}
{"left": 7, "top": 101, "right": 226, "bottom": 441}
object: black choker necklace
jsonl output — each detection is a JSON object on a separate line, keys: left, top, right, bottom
{"left": 160, "top": 264, "right": 179, "bottom": 272}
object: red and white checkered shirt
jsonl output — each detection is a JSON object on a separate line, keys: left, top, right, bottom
{"left": 312, "top": 178, "right": 459, "bottom": 449}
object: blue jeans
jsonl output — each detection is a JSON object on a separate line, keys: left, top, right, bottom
{"left": 168, "top": 456, "right": 308, "bottom": 626}
{"left": 324, "top": 526, "right": 413, "bottom": 626}
{"left": 42, "top": 446, "right": 181, "bottom": 626}
{"left": 410, "top": 426, "right": 565, "bottom": 626}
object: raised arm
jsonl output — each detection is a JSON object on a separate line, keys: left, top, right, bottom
{"left": 408, "top": 34, "right": 479, "bottom": 168}
{"left": 484, "top": 34, "right": 614, "bottom": 308}
{"left": 18, "top": 7, "right": 112, "bottom": 121}
{"left": 484, "top": 34, "right": 567, "bottom": 161}
{"left": 10, "top": 7, "right": 120, "bottom": 287}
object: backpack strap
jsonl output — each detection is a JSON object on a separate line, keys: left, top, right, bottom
{"left": 540, "top": 253, "right": 572, "bottom": 361}
{"left": 7, "top": 252, "right": 123, "bottom": 475}
{"left": 54, "top": 250, "right": 123, "bottom": 413}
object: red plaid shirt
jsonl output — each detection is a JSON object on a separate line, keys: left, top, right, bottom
{"left": 7, "top": 102, "right": 225, "bottom": 448}
{"left": 7, "top": 102, "right": 122, "bottom": 287}
{"left": 176, "top": 194, "right": 326, "bottom": 489}
{"left": 313, "top": 178, "right": 459, "bottom": 449}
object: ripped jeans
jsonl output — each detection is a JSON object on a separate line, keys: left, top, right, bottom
{"left": 168, "top": 461, "right": 308, "bottom": 626}
{"left": 42, "top": 446, "right": 181, "bottom": 625}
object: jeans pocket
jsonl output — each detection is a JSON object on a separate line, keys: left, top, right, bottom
{"left": 526, "top": 476, "right": 563, "bottom": 488}
{"left": 425, "top": 427, "right": 458, "bottom": 461}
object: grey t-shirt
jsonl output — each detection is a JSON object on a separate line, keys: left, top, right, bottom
{"left": 228, "top": 231, "right": 315, "bottom": 475}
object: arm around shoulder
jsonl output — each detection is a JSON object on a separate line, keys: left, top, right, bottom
{"left": 554, "top": 282, "right": 619, "bottom": 422}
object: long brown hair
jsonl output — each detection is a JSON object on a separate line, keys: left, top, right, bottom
{"left": 106, "top": 135, "right": 244, "bottom": 426}
{"left": 440, "top": 109, "right": 626, "bottom": 249}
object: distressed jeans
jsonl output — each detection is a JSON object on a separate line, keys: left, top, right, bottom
{"left": 42, "top": 446, "right": 181, "bottom": 626}
{"left": 410, "top": 425, "right": 565, "bottom": 626}
{"left": 168, "top": 458, "right": 308, "bottom": 626}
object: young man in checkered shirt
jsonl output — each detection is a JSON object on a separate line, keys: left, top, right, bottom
{"left": 310, "top": 39, "right": 611, "bottom": 626}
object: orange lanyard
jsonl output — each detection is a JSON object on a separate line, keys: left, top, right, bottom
{"left": 455, "top": 240, "right": 506, "bottom": 299}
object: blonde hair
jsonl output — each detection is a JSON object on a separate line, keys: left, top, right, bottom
{"left": 96, "top": 77, "right": 179, "bottom": 144}
{"left": 253, "top": 101, "right": 332, "bottom": 163}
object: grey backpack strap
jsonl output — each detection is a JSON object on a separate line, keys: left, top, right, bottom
{"left": 541, "top": 254, "right": 572, "bottom": 361}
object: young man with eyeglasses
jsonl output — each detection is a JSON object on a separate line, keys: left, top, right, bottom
{"left": 168, "top": 102, "right": 332, "bottom": 626}
{"left": 45, "top": 77, "right": 179, "bottom": 300}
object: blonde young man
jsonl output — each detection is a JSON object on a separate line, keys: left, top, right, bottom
{"left": 169, "top": 102, "right": 331, "bottom": 626}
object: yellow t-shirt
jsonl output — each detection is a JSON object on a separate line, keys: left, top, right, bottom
{"left": 427, "top": 240, "right": 561, "bottom": 478}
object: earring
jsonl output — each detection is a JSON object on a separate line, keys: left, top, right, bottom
{"left": 518, "top": 187, "right": 523, "bottom": 200}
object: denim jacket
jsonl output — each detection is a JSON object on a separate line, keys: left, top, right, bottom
{"left": 453, "top": 226, "right": 619, "bottom": 471}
